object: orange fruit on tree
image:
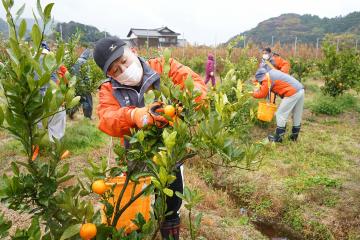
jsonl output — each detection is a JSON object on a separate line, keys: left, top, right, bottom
{"left": 31, "top": 145, "right": 39, "bottom": 161}
{"left": 80, "top": 223, "right": 97, "bottom": 240}
{"left": 164, "top": 105, "right": 176, "bottom": 117}
{"left": 60, "top": 150, "right": 70, "bottom": 160}
{"left": 92, "top": 179, "right": 108, "bottom": 195}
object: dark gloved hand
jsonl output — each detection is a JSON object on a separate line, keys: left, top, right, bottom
{"left": 149, "top": 102, "right": 169, "bottom": 127}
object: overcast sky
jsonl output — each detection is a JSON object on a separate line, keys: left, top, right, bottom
{"left": 1, "top": 0, "right": 359, "bottom": 45}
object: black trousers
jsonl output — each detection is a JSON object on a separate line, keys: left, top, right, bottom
{"left": 165, "top": 166, "right": 183, "bottom": 221}
{"left": 81, "top": 93, "right": 93, "bottom": 119}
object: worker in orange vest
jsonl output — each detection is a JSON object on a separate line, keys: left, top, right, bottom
{"left": 93, "top": 37, "right": 207, "bottom": 240}
{"left": 260, "top": 47, "right": 290, "bottom": 74}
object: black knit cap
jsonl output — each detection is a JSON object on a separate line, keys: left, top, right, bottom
{"left": 94, "top": 37, "right": 126, "bottom": 75}
{"left": 262, "top": 47, "right": 272, "bottom": 53}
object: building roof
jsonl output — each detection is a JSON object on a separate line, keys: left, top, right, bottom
{"left": 127, "top": 27, "right": 181, "bottom": 38}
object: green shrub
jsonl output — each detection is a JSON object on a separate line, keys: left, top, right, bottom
{"left": 181, "top": 56, "right": 205, "bottom": 75}
{"left": 310, "top": 94, "right": 359, "bottom": 115}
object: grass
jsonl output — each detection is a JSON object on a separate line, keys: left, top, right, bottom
{"left": 0, "top": 117, "right": 107, "bottom": 169}
{"left": 310, "top": 93, "right": 360, "bottom": 115}
{"left": 182, "top": 166, "right": 268, "bottom": 240}
{"left": 62, "top": 118, "right": 107, "bottom": 154}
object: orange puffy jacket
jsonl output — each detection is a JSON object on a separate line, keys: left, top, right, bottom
{"left": 97, "top": 57, "right": 207, "bottom": 139}
{"left": 253, "top": 70, "right": 303, "bottom": 99}
{"left": 272, "top": 54, "right": 290, "bottom": 74}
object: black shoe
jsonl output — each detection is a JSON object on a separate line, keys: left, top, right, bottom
{"left": 268, "top": 126, "right": 286, "bottom": 143}
{"left": 289, "top": 125, "right": 301, "bottom": 141}
{"left": 160, "top": 218, "right": 180, "bottom": 240}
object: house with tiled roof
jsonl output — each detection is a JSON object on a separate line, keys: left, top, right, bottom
{"left": 126, "top": 27, "right": 181, "bottom": 47}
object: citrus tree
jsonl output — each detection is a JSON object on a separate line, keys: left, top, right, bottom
{"left": 61, "top": 30, "right": 104, "bottom": 118}
{"left": 318, "top": 38, "right": 360, "bottom": 97}
{"left": 74, "top": 48, "right": 266, "bottom": 240}
{"left": 218, "top": 36, "right": 258, "bottom": 139}
{"left": 0, "top": 0, "right": 94, "bottom": 238}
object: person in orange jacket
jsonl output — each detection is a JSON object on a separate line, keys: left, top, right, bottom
{"left": 252, "top": 67, "right": 304, "bottom": 143}
{"left": 93, "top": 37, "right": 207, "bottom": 240}
{"left": 261, "top": 47, "right": 290, "bottom": 74}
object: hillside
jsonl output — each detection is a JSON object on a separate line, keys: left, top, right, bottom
{"left": 0, "top": 18, "right": 55, "bottom": 38}
{"left": 0, "top": 18, "right": 110, "bottom": 43}
{"left": 51, "top": 21, "right": 111, "bottom": 43}
{"left": 228, "top": 11, "right": 360, "bottom": 45}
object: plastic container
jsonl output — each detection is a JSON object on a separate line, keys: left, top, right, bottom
{"left": 257, "top": 101, "right": 277, "bottom": 122}
{"left": 102, "top": 176, "right": 151, "bottom": 233}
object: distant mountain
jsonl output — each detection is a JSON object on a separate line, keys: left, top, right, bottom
{"left": 227, "top": 11, "right": 360, "bottom": 45}
{"left": 52, "top": 21, "right": 111, "bottom": 43}
{"left": 0, "top": 17, "right": 56, "bottom": 38}
{"left": 0, "top": 18, "right": 110, "bottom": 43}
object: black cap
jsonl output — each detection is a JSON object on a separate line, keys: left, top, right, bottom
{"left": 94, "top": 37, "right": 126, "bottom": 75}
{"left": 262, "top": 47, "right": 271, "bottom": 53}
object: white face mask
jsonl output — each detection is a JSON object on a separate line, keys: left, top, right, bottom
{"left": 262, "top": 54, "right": 270, "bottom": 60}
{"left": 113, "top": 60, "right": 143, "bottom": 86}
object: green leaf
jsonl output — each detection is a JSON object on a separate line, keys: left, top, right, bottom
{"left": 18, "top": 19, "right": 27, "bottom": 39}
{"left": 163, "top": 48, "right": 171, "bottom": 63}
{"left": 36, "top": 0, "right": 44, "bottom": 20}
{"left": 137, "top": 130, "right": 145, "bottom": 142}
{"left": 11, "top": 162, "right": 19, "bottom": 176}
{"left": 43, "top": 3, "right": 54, "bottom": 23}
{"left": 194, "top": 212, "right": 203, "bottom": 229}
{"left": 15, "top": 3, "right": 25, "bottom": 21}
{"left": 8, "top": 0, "right": 14, "bottom": 8}
{"left": 5, "top": 49, "right": 19, "bottom": 65}
{"left": 144, "top": 90, "right": 155, "bottom": 106}
{"left": 175, "top": 191, "right": 185, "bottom": 200}
{"left": 164, "top": 131, "right": 177, "bottom": 152}
{"left": 57, "top": 175, "right": 74, "bottom": 184}
{"left": 43, "top": 52, "right": 57, "bottom": 71}
{"left": 56, "top": 163, "right": 70, "bottom": 178}
{"left": 131, "top": 172, "right": 151, "bottom": 182}
{"left": 0, "top": 212, "right": 11, "bottom": 238}
{"left": 163, "top": 188, "right": 174, "bottom": 197}
{"left": 31, "top": 24, "right": 42, "bottom": 48}
{"left": 167, "top": 174, "right": 177, "bottom": 185}
{"left": 160, "top": 84, "right": 170, "bottom": 98}
{"left": 0, "top": 106, "right": 4, "bottom": 126}
{"left": 65, "top": 88, "right": 75, "bottom": 105}
{"left": 9, "top": 38, "right": 21, "bottom": 60}
{"left": 185, "top": 76, "right": 194, "bottom": 93}
{"left": 159, "top": 167, "right": 168, "bottom": 187}
{"left": 59, "top": 224, "right": 81, "bottom": 240}
{"left": 56, "top": 43, "right": 64, "bottom": 64}
{"left": 28, "top": 217, "right": 41, "bottom": 239}
{"left": 67, "top": 96, "right": 81, "bottom": 109}
{"left": 38, "top": 71, "right": 51, "bottom": 87}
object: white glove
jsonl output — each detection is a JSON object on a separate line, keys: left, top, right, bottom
{"left": 210, "top": 71, "right": 214, "bottom": 77}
